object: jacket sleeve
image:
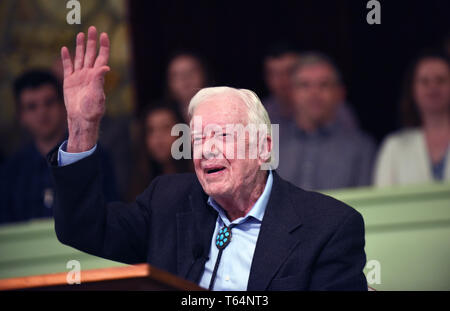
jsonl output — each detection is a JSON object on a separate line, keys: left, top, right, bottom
{"left": 49, "top": 146, "right": 156, "bottom": 264}
{"left": 309, "top": 210, "right": 368, "bottom": 291}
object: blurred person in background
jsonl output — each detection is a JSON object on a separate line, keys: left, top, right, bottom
{"left": 0, "top": 70, "right": 118, "bottom": 225}
{"left": 263, "top": 44, "right": 359, "bottom": 131}
{"left": 374, "top": 51, "right": 450, "bottom": 186}
{"left": 165, "top": 51, "right": 211, "bottom": 122}
{"left": 277, "top": 52, "right": 376, "bottom": 190}
{"left": 128, "top": 104, "right": 192, "bottom": 201}
{"left": 262, "top": 43, "right": 301, "bottom": 125}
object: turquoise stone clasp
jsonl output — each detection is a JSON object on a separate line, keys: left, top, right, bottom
{"left": 215, "top": 225, "right": 232, "bottom": 250}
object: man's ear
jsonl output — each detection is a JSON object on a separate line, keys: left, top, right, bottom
{"left": 258, "top": 135, "right": 272, "bottom": 163}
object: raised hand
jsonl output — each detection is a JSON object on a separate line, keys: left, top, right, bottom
{"left": 61, "top": 26, "right": 110, "bottom": 153}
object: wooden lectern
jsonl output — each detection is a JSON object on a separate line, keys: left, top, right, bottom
{"left": 0, "top": 264, "right": 205, "bottom": 291}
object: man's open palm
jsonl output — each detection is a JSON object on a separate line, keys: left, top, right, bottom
{"left": 61, "top": 26, "right": 110, "bottom": 124}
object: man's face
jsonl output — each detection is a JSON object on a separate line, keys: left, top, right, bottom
{"left": 413, "top": 58, "right": 450, "bottom": 115}
{"left": 291, "top": 63, "right": 344, "bottom": 125}
{"left": 19, "top": 84, "right": 66, "bottom": 141}
{"left": 191, "top": 95, "right": 264, "bottom": 199}
{"left": 264, "top": 53, "right": 300, "bottom": 102}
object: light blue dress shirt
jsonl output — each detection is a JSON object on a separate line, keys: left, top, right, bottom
{"left": 57, "top": 140, "right": 97, "bottom": 166}
{"left": 57, "top": 141, "right": 273, "bottom": 291}
{"left": 199, "top": 170, "right": 273, "bottom": 291}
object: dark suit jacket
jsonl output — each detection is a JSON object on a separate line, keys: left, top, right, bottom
{"left": 47, "top": 146, "right": 367, "bottom": 291}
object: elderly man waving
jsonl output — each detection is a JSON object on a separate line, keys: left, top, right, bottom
{"left": 48, "top": 26, "right": 368, "bottom": 291}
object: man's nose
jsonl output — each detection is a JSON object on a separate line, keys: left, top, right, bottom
{"left": 202, "top": 137, "right": 222, "bottom": 159}
{"left": 35, "top": 102, "right": 49, "bottom": 115}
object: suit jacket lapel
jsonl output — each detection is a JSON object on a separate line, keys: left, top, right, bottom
{"left": 247, "top": 171, "right": 303, "bottom": 290}
{"left": 176, "top": 178, "right": 217, "bottom": 283}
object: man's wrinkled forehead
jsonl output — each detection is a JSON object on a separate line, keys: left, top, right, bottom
{"left": 190, "top": 94, "right": 248, "bottom": 129}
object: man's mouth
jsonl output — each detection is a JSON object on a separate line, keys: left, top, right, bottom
{"left": 205, "top": 166, "right": 227, "bottom": 175}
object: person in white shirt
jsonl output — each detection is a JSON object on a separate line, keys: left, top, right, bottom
{"left": 374, "top": 51, "right": 450, "bottom": 187}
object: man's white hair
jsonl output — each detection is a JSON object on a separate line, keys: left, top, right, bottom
{"left": 188, "top": 86, "right": 272, "bottom": 137}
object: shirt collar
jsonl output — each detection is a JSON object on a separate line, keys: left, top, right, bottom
{"left": 293, "top": 117, "right": 341, "bottom": 138}
{"left": 207, "top": 170, "right": 273, "bottom": 226}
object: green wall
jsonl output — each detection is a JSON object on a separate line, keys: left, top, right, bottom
{"left": 327, "top": 182, "right": 450, "bottom": 290}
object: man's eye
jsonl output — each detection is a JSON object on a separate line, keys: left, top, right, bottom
{"left": 222, "top": 133, "right": 234, "bottom": 139}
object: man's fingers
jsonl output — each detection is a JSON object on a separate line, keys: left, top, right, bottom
{"left": 61, "top": 46, "right": 73, "bottom": 78}
{"left": 74, "top": 32, "right": 85, "bottom": 71}
{"left": 94, "top": 32, "right": 110, "bottom": 68}
{"left": 92, "top": 66, "right": 110, "bottom": 86}
{"left": 94, "top": 65, "right": 111, "bottom": 78}
{"left": 66, "top": 28, "right": 109, "bottom": 73}
{"left": 84, "top": 26, "right": 98, "bottom": 68}
{"left": 91, "top": 66, "right": 111, "bottom": 101}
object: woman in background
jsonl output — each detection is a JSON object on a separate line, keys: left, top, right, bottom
{"left": 165, "top": 51, "right": 211, "bottom": 122}
{"left": 374, "top": 51, "right": 450, "bottom": 186}
{"left": 128, "top": 105, "right": 192, "bottom": 201}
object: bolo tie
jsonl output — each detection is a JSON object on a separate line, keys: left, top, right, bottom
{"left": 208, "top": 224, "right": 235, "bottom": 290}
